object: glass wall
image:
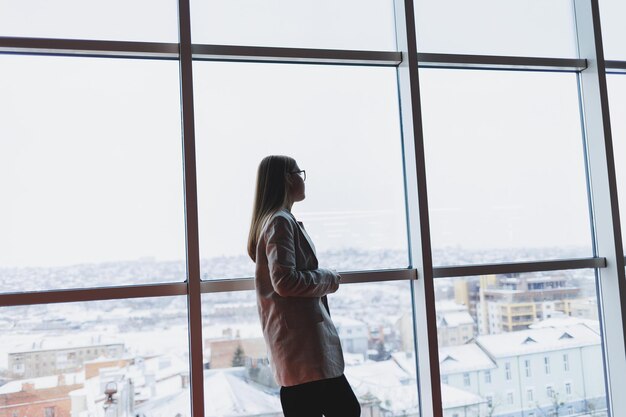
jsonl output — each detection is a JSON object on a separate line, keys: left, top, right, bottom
{"left": 193, "top": 62, "right": 408, "bottom": 279}
{"left": 200, "top": 281, "right": 417, "bottom": 416}
{"left": 599, "top": 0, "right": 626, "bottom": 60}
{"left": 435, "top": 271, "right": 606, "bottom": 417}
{"left": 0, "top": 297, "right": 191, "bottom": 417}
{"left": 0, "top": 1, "right": 624, "bottom": 417}
{"left": 420, "top": 69, "right": 591, "bottom": 266}
{"left": 0, "top": 55, "right": 186, "bottom": 292}
{"left": 607, "top": 75, "right": 626, "bottom": 256}
{"left": 189, "top": 0, "right": 397, "bottom": 50}
{"left": 0, "top": 0, "right": 178, "bottom": 41}
{"left": 413, "top": 0, "right": 577, "bottom": 57}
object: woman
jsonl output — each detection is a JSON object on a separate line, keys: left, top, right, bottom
{"left": 247, "top": 155, "right": 361, "bottom": 417}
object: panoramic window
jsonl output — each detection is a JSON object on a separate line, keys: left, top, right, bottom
{"left": 0, "top": 0, "right": 178, "bottom": 41}
{"left": 190, "top": 0, "right": 397, "bottom": 50}
{"left": 0, "top": 56, "right": 186, "bottom": 292}
{"left": 414, "top": 0, "right": 576, "bottom": 57}
{"left": 193, "top": 62, "right": 408, "bottom": 279}
{"left": 200, "top": 279, "right": 418, "bottom": 416}
{"left": 420, "top": 69, "right": 591, "bottom": 266}
{"left": 599, "top": 0, "right": 626, "bottom": 60}
{"left": 0, "top": 297, "right": 191, "bottom": 417}
{"left": 435, "top": 271, "right": 607, "bottom": 416}
{"left": 0, "top": 1, "right": 623, "bottom": 417}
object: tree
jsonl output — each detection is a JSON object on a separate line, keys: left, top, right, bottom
{"left": 231, "top": 344, "right": 246, "bottom": 367}
{"left": 373, "top": 340, "right": 390, "bottom": 361}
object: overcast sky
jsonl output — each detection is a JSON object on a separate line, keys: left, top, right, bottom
{"left": 0, "top": 0, "right": 624, "bottom": 269}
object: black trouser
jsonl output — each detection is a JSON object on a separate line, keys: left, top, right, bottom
{"left": 279, "top": 374, "right": 361, "bottom": 417}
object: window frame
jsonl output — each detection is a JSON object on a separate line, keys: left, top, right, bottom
{"left": 0, "top": 1, "right": 624, "bottom": 417}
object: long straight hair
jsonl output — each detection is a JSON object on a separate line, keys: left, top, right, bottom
{"left": 247, "top": 155, "right": 297, "bottom": 262}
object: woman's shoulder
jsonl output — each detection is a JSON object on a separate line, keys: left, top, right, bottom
{"left": 261, "top": 209, "right": 296, "bottom": 234}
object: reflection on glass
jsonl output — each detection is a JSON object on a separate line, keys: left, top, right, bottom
{"left": 0, "top": 297, "right": 190, "bottom": 417}
{"left": 414, "top": 0, "right": 577, "bottom": 58}
{"left": 435, "top": 271, "right": 607, "bottom": 417}
{"left": 190, "top": 0, "right": 396, "bottom": 51}
{"left": 194, "top": 62, "right": 408, "bottom": 279}
{"left": 0, "top": 56, "right": 186, "bottom": 292}
{"left": 201, "top": 281, "right": 418, "bottom": 416}
{"left": 607, "top": 75, "right": 626, "bottom": 255}
{"left": 0, "top": 0, "right": 178, "bottom": 42}
{"left": 420, "top": 69, "right": 591, "bottom": 266}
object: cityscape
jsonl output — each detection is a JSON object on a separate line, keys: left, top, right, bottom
{"left": 0, "top": 247, "right": 607, "bottom": 417}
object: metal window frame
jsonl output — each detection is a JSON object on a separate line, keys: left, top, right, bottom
{"left": 0, "top": 1, "right": 625, "bottom": 417}
{"left": 177, "top": 1, "right": 206, "bottom": 416}
{"left": 5, "top": 36, "right": 626, "bottom": 73}
{"left": 573, "top": 2, "right": 626, "bottom": 417}
{"left": 0, "top": 258, "right": 606, "bottom": 306}
{"left": 393, "top": 0, "right": 442, "bottom": 415}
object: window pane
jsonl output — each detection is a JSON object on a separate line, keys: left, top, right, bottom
{"left": 0, "top": 297, "right": 190, "bottom": 417}
{"left": 436, "top": 270, "right": 607, "bottom": 416}
{"left": 607, "top": 75, "right": 626, "bottom": 256}
{"left": 190, "top": 0, "right": 397, "bottom": 51}
{"left": 420, "top": 69, "right": 591, "bottom": 266}
{"left": 0, "top": 0, "right": 178, "bottom": 42}
{"left": 0, "top": 56, "right": 186, "bottom": 292}
{"left": 414, "top": 0, "right": 577, "bottom": 58}
{"left": 201, "top": 280, "right": 417, "bottom": 415}
{"left": 599, "top": 0, "right": 626, "bottom": 60}
{"left": 193, "top": 63, "right": 407, "bottom": 279}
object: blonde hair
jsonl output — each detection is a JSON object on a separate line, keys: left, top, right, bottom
{"left": 247, "top": 155, "right": 297, "bottom": 262}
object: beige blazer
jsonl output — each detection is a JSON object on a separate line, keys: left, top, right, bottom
{"left": 254, "top": 208, "right": 344, "bottom": 387}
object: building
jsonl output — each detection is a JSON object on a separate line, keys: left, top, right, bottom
{"left": 397, "top": 301, "right": 475, "bottom": 350}
{"left": 455, "top": 276, "right": 497, "bottom": 334}
{"left": 333, "top": 316, "right": 369, "bottom": 355}
{"left": 0, "top": 373, "right": 83, "bottom": 417}
{"left": 206, "top": 338, "right": 267, "bottom": 369}
{"left": 476, "top": 273, "right": 582, "bottom": 334}
{"left": 9, "top": 338, "right": 125, "bottom": 379}
{"left": 436, "top": 324, "right": 607, "bottom": 417}
{"left": 436, "top": 301, "right": 475, "bottom": 347}
{"left": 70, "top": 355, "right": 189, "bottom": 417}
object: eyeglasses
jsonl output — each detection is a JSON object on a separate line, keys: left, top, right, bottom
{"left": 290, "top": 169, "right": 306, "bottom": 181}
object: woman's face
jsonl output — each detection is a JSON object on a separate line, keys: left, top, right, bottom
{"left": 288, "top": 163, "right": 306, "bottom": 203}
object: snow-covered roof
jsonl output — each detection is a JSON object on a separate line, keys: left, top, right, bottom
{"left": 0, "top": 372, "right": 84, "bottom": 395}
{"left": 439, "top": 344, "right": 496, "bottom": 374}
{"left": 441, "top": 384, "right": 485, "bottom": 409}
{"left": 440, "top": 311, "right": 474, "bottom": 327}
{"left": 345, "top": 358, "right": 484, "bottom": 412}
{"left": 136, "top": 369, "right": 281, "bottom": 417}
{"left": 344, "top": 352, "right": 366, "bottom": 366}
{"left": 10, "top": 334, "right": 123, "bottom": 354}
{"left": 345, "top": 360, "right": 418, "bottom": 413}
{"left": 529, "top": 316, "right": 599, "bottom": 330}
{"left": 204, "top": 371, "right": 281, "bottom": 415}
{"left": 390, "top": 351, "right": 417, "bottom": 377}
{"left": 436, "top": 300, "right": 468, "bottom": 313}
{"left": 476, "top": 324, "right": 600, "bottom": 357}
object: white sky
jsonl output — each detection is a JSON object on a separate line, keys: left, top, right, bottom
{"left": 0, "top": 0, "right": 624, "bottom": 269}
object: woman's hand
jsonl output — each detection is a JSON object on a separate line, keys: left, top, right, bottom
{"left": 330, "top": 268, "right": 342, "bottom": 283}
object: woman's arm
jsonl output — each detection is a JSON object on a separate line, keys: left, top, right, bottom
{"left": 265, "top": 215, "right": 340, "bottom": 297}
